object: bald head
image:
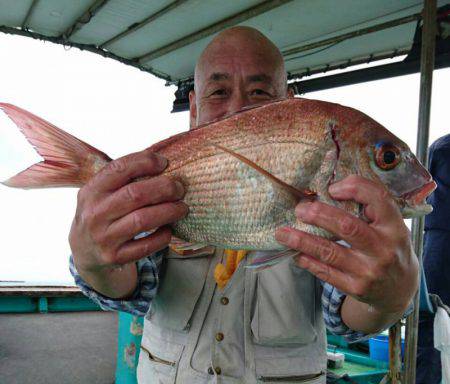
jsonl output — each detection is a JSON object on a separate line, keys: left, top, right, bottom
{"left": 195, "top": 27, "right": 287, "bottom": 92}
{"left": 189, "top": 27, "right": 290, "bottom": 128}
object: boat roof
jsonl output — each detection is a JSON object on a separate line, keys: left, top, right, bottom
{"left": 0, "top": 1, "right": 448, "bottom": 81}
{"left": 1, "top": 1, "right": 450, "bottom": 111}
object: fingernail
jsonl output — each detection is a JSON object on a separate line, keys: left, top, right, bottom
{"left": 275, "top": 227, "right": 291, "bottom": 244}
{"left": 297, "top": 255, "right": 309, "bottom": 268}
{"left": 175, "top": 201, "right": 189, "bottom": 215}
{"left": 152, "top": 152, "right": 168, "bottom": 169}
{"left": 296, "top": 202, "right": 312, "bottom": 218}
{"left": 174, "top": 180, "right": 185, "bottom": 197}
{"left": 328, "top": 183, "right": 341, "bottom": 195}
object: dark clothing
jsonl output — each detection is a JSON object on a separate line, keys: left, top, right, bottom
{"left": 417, "top": 134, "right": 450, "bottom": 384}
{"left": 423, "top": 135, "right": 450, "bottom": 307}
{"left": 425, "top": 134, "right": 450, "bottom": 232}
{"left": 417, "top": 310, "right": 442, "bottom": 384}
{"left": 423, "top": 230, "right": 450, "bottom": 306}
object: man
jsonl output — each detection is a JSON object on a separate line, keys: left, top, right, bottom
{"left": 70, "top": 27, "right": 418, "bottom": 383}
{"left": 416, "top": 134, "right": 450, "bottom": 384}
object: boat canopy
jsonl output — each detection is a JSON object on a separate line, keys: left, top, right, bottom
{"left": 1, "top": 1, "right": 449, "bottom": 82}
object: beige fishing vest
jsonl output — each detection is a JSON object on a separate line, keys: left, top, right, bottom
{"left": 137, "top": 247, "right": 327, "bottom": 384}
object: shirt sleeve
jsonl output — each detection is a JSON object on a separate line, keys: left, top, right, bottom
{"left": 69, "top": 250, "right": 164, "bottom": 316}
{"left": 321, "top": 282, "right": 413, "bottom": 343}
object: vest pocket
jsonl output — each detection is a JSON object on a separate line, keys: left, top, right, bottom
{"left": 137, "top": 339, "right": 184, "bottom": 384}
{"left": 147, "top": 248, "right": 213, "bottom": 331}
{"left": 250, "top": 259, "right": 317, "bottom": 346}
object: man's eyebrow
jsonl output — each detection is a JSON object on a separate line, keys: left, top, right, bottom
{"left": 209, "top": 72, "right": 229, "bottom": 81}
{"left": 246, "top": 74, "right": 272, "bottom": 83}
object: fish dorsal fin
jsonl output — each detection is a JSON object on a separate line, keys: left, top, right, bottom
{"left": 148, "top": 131, "right": 191, "bottom": 153}
{"left": 195, "top": 98, "right": 288, "bottom": 129}
{"left": 209, "top": 142, "right": 316, "bottom": 201}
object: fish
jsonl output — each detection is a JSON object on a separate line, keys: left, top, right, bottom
{"left": 0, "top": 98, "right": 436, "bottom": 268}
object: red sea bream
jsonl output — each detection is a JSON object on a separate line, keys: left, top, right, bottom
{"left": 0, "top": 99, "right": 436, "bottom": 254}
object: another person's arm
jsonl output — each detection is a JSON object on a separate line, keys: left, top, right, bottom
{"left": 69, "top": 149, "right": 188, "bottom": 299}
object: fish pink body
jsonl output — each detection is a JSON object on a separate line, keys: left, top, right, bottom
{"left": 0, "top": 98, "right": 435, "bottom": 251}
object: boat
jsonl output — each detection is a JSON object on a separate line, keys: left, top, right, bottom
{"left": 1, "top": 1, "right": 449, "bottom": 383}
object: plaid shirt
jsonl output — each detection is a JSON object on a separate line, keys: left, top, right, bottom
{"left": 70, "top": 251, "right": 382, "bottom": 343}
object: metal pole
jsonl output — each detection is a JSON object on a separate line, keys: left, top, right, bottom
{"left": 282, "top": 12, "right": 422, "bottom": 58}
{"left": 390, "top": 322, "right": 404, "bottom": 384}
{"left": 404, "top": 1, "right": 437, "bottom": 383}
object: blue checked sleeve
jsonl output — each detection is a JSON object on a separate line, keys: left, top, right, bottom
{"left": 69, "top": 250, "right": 164, "bottom": 316}
{"left": 321, "top": 282, "right": 413, "bottom": 343}
{"left": 321, "top": 282, "right": 369, "bottom": 343}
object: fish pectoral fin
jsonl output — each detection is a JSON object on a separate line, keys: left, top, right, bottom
{"left": 169, "top": 237, "right": 210, "bottom": 255}
{"left": 245, "top": 249, "right": 300, "bottom": 271}
{"left": 209, "top": 142, "right": 316, "bottom": 201}
{"left": 171, "top": 242, "right": 208, "bottom": 251}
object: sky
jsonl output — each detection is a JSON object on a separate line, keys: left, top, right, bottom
{"left": 0, "top": 34, "right": 448, "bottom": 285}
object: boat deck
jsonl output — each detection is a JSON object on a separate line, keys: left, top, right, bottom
{"left": 0, "top": 311, "right": 117, "bottom": 384}
{"left": 0, "top": 308, "right": 389, "bottom": 384}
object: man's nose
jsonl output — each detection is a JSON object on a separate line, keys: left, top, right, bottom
{"left": 228, "top": 92, "right": 250, "bottom": 114}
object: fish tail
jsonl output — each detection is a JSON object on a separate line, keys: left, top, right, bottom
{"left": 0, "top": 103, "right": 111, "bottom": 189}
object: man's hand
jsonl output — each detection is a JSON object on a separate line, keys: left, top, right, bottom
{"left": 69, "top": 148, "right": 188, "bottom": 299}
{"left": 275, "top": 175, "right": 419, "bottom": 333}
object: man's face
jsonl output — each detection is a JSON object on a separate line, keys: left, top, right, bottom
{"left": 189, "top": 37, "right": 289, "bottom": 128}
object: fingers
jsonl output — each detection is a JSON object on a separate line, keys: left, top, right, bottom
{"left": 105, "top": 201, "right": 188, "bottom": 245}
{"left": 114, "top": 226, "right": 173, "bottom": 265}
{"left": 329, "top": 175, "right": 402, "bottom": 223}
{"left": 87, "top": 149, "right": 168, "bottom": 193}
{"left": 295, "top": 254, "right": 354, "bottom": 294}
{"left": 294, "top": 200, "right": 379, "bottom": 252}
{"left": 275, "top": 227, "right": 361, "bottom": 274}
{"left": 295, "top": 251, "right": 378, "bottom": 301}
{"left": 282, "top": 175, "right": 418, "bottom": 313}
{"left": 70, "top": 148, "right": 186, "bottom": 272}
{"left": 99, "top": 176, "right": 185, "bottom": 221}
{"left": 275, "top": 226, "right": 382, "bottom": 297}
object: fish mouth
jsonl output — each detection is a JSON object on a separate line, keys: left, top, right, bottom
{"left": 400, "top": 180, "right": 436, "bottom": 218}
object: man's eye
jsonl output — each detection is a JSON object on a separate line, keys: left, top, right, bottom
{"left": 209, "top": 89, "right": 227, "bottom": 97}
{"left": 250, "top": 89, "right": 271, "bottom": 97}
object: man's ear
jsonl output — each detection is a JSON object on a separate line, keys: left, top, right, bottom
{"left": 287, "top": 86, "right": 295, "bottom": 98}
{"left": 189, "top": 90, "right": 197, "bottom": 129}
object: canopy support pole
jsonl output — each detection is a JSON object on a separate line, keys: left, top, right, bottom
{"left": 388, "top": 322, "right": 403, "bottom": 383}
{"left": 404, "top": 0, "right": 437, "bottom": 383}
{"left": 60, "top": 0, "right": 110, "bottom": 40}
{"left": 21, "top": 0, "right": 40, "bottom": 29}
{"left": 100, "top": 0, "right": 189, "bottom": 49}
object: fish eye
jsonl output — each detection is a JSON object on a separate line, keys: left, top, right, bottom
{"left": 374, "top": 143, "right": 401, "bottom": 170}
{"left": 383, "top": 150, "right": 396, "bottom": 164}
